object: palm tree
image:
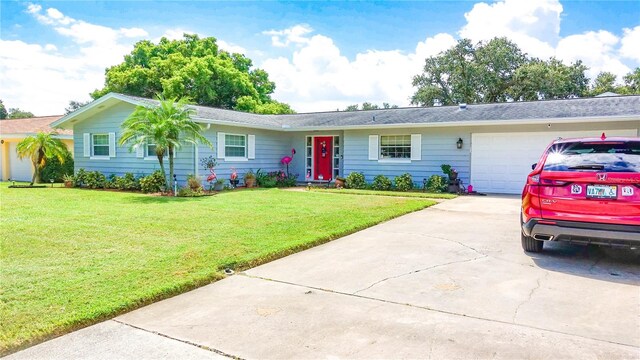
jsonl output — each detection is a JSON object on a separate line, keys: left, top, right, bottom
{"left": 16, "top": 132, "right": 68, "bottom": 184}
{"left": 119, "top": 96, "right": 212, "bottom": 187}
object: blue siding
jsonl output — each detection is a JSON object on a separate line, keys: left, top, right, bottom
{"left": 74, "top": 102, "right": 195, "bottom": 180}
{"left": 197, "top": 125, "right": 291, "bottom": 184}
{"left": 74, "top": 104, "right": 293, "bottom": 185}
{"left": 343, "top": 128, "right": 472, "bottom": 187}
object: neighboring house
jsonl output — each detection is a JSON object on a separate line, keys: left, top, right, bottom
{"left": 51, "top": 93, "right": 640, "bottom": 194}
{"left": 0, "top": 116, "right": 72, "bottom": 182}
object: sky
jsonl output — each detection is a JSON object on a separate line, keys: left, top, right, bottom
{"left": 1, "top": 0, "right": 639, "bottom": 115}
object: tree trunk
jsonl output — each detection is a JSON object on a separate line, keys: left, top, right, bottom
{"left": 168, "top": 146, "right": 175, "bottom": 192}
{"left": 157, "top": 154, "right": 167, "bottom": 188}
{"left": 32, "top": 152, "right": 45, "bottom": 184}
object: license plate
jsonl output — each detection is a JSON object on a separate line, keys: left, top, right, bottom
{"left": 586, "top": 185, "right": 617, "bottom": 199}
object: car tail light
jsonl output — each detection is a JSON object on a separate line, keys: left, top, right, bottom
{"left": 540, "top": 179, "right": 569, "bottom": 186}
{"left": 528, "top": 174, "right": 540, "bottom": 184}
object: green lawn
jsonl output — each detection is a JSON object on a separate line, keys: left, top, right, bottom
{"left": 313, "top": 188, "right": 457, "bottom": 199}
{"left": 0, "top": 184, "right": 435, "bottom": 354}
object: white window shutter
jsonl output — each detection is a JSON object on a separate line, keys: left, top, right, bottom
{"left": 136, "top": 144, "right": 144, "bottom": 158}
{"left": 411, "top": 134, "right": 422, "bottom": 161}
{"left": 368, "top": 135, "right": 379, "bottom": 160}
{"left": 83, "top": 133, "right": 90, "bottom": 157}
{"left": 248, "top": 135, "right": 255, "bottom": 159}
{"left": 217, "top": 132, "right": 225, "bottom": 159}
{"left": 108, "top": 132, "right": 116, "bottom": 157}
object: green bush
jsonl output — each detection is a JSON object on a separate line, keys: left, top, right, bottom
{"left": 74, "top": 168, "right": 88, "bottom": 187}
{"left": 426, "top": 175, "right": 447, "bottom": 193}
{"left": 119, "top": 173, "right": 140, "bottom": 190}
{"left": 140, "top": 170, "right": 166, "bottom": 193}
{"left": 372, "top": 175, "right": 392, "bottom": 190}
{"left": 177, "top": 186, "right": 204, "bottom": 197}
{"left": 394, "top": 173, "right": 414, "bottom": 192}
{"left": 187, "top": 174, "right": 203, "bottom": 191}
{"left": 85, "top": 171, "right": 106, "bottom": 189}
{"left": 346, "top": 172, "right": 366, "bottom": 189}
{"left": 41, "top": 150, "right": 74, "bottom": 182}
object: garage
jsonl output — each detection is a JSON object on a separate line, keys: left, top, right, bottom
{"left": 9, "top": 142, "right": 33, "bottom": 182}
{"left": 470, "top": 129, "right": 638, "bottom": 194}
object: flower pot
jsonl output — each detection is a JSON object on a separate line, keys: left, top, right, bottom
{"left": 449, "top": 172, "right": 458, "bottom": 181}
{"left": 229, "top": 179, "right": 239, "bottom": 188}
{"left": 335, "top": 178, "right": 345, "bottom": 188}
{"left": 64, "top": 181, "right": 73, "bottom": 188}
{"left": 213, "top": 183, "right": 224, "bottom": 191}
{"left": 245, "top": 178, "right": 256, "bottom": 188}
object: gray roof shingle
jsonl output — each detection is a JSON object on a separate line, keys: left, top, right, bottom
{"left": 118, "top": 94, "right": 640, "bottom": 130}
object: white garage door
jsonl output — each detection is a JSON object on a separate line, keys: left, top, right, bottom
{"left": 471, "top": 129, "right": 638, "bottom": 194}
{"left": 9, "top": 142, "right": 33, "bottom": 182}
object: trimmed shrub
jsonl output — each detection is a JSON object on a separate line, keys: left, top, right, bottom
{"left": 85, "top": 171, "right": 106, "bottom": 189}
{"left": 177, "top": 186, "right": 203, "bottom": 197}
{"left": 372, "top": 175, "right": 392, "bottom": 191}
{"left": 394, "top": 173, "right": 414, "bottom": 192}
{"left": 187, "top": 174, "right": 203, "bottom": 191}
{"left": 346, "top": 172, "right": 366, "bottom": 189}
{"left": 74, "top": 168, "right": 88, "bottom": 187}
{"left": 140, "top": 170, "right": 166, "bottom": 193}
{"left": 426, "top": 175, "right": 447, "bottom": 193}
{"left": 41, "top": 150, "right": 74, "bottom": 183}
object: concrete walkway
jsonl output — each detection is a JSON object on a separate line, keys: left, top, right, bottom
{"left": 8, "top": 196, "right": 640, "bottom": 359}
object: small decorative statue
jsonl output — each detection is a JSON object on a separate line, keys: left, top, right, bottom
{"left": 229, "top": 168, "right": 239, "bottom": 188}
{"left": 281, "top": 148, "right": 296, "bottom": 175}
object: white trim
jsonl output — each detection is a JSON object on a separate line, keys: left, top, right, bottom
{"left": 247, "top": 134, "right": 255, "bottom": 159}
{"left": 410, "top": 134, "right": 421, "bottom": 161}
{"left": 223, "top": 157, "right": 249, "bottom": 162}
{"left": 222, "top": 133, "right": 247, "bottom": 161}
{"left": 89, "top": 156, "right": 111, "bottom": 160}
{"left": 217, "top": 132, "right": 225, "bottom": 159}
{"left": 0, "top": 133, "right": 73, "bottom": 140}
{"left": 194, "top": 115, "right": 640, "bottom": 131}
{"left": 83, "top": 133, "right": 90, "bottom": 157}
{"left": 368, "top": 135, "right": 379, "bottom": 161}
{"left": 377, "top": 159, "right": 411, "bottom": 164}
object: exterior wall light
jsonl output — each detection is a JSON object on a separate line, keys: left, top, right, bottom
{"left": 456, "top": 138, "right": 463, "bottom": 149}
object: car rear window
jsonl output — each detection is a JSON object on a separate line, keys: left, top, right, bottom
{"left": 543, "top": 141, "right": 640, "bottom": 172}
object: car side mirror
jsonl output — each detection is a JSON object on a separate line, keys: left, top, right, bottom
{"left": 531, "top": 163, "right": 537, "bottom": 170}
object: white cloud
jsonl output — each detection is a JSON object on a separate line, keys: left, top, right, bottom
{"left": 556, "top": 30, "right": 630, "bottom": 80}
{"left": 0, "top": 4, "right": 149, "bottom": 114}
{"left": 262, "top": 24, "right": 313, "bottom": 47}
{"left": 459, "top": 0, "right": 562, "bottom": 58}
{"left": 262, "top": 0, "right": 639, "bottom": 112}
{"left": 262, "top": 29, "right": 456, "bottom": 112}
{"left": 620, "top": 26, "right": 640, "bottom": 63}
{"left": 217, "top": 39, "right": 246, "bottom": 54}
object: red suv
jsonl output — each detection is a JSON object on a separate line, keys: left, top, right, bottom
{"left": 521, "top": 136, "right": 640, "bottom": 252}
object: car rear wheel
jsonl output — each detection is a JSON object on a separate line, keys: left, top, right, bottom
{"left": 521, "top": 232, "right": 543, "bottom": 252}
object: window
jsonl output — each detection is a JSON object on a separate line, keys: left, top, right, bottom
{"left": 380, "top": 135, "right": 411, "bottom": 159}
{"left": 146, "top": 144, "right": 157, "bottom": 157}
{"left": 92, "top": 134, "right": 109, "bottom": 156}
{"left": 225, "top": 134, "right": 246, "bottom": 158}
{"left": 543, "top": 141, "right": 640, "bottom": 172}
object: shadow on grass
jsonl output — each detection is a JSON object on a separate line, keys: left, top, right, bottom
{"left": 1, "top": 198, "right": 434, "bottom": 356}
{"left": 528, "top": 242, "right": 640, "bottom": 286}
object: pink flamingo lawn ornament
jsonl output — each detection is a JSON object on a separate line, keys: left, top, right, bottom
{"left": 281, "top": 148, "right": 296, "bottom": 174}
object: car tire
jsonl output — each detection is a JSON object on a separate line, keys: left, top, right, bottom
{"left": 521, "top": 232, "right": 543, "bottom": 252}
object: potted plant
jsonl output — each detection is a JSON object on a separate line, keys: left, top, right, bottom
{"left": 335, "top": 176, "right": 346, "bottom": 189}
{"left": 62, "top": 174, "right": 74, "bottom": 188}
{"left": 229, "top": 168, "right": 239, "bottom": 188}
{"left": 213, "top": 179, "right": 225, "bottom": 191}
{"left": 244, "top": 170, "right": 256, "bottom": 188}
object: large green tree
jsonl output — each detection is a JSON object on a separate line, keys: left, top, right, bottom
{"left": 119, "top": 96, "right": 212, "bottom": 188}
{"left": 16, "top": 132, "right": 68, "bottom": 184}
{"left": 411, "top": 37, "right": 589, "bottom": 106}
{"left": 342, "top": 102, "right": 399, "bottom": 111}
{"left": 0, "top": 100, "right": 7, "bottom": 119}
{"left": 7, "top": 108, "right": 35, "bottom": 119}
{"left": 587, "top": 68, "right": 640, "bottom": 96}
{"left": 92, "top": 34, "right": 293, "bottom": 114}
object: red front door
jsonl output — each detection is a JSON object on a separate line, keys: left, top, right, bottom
{"left": 314, "top": 136, "right": 333, "bottom": 180}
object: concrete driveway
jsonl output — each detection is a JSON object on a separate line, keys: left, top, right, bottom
{"left": 9, "top": 196, "right": 640, "bottom": 359}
